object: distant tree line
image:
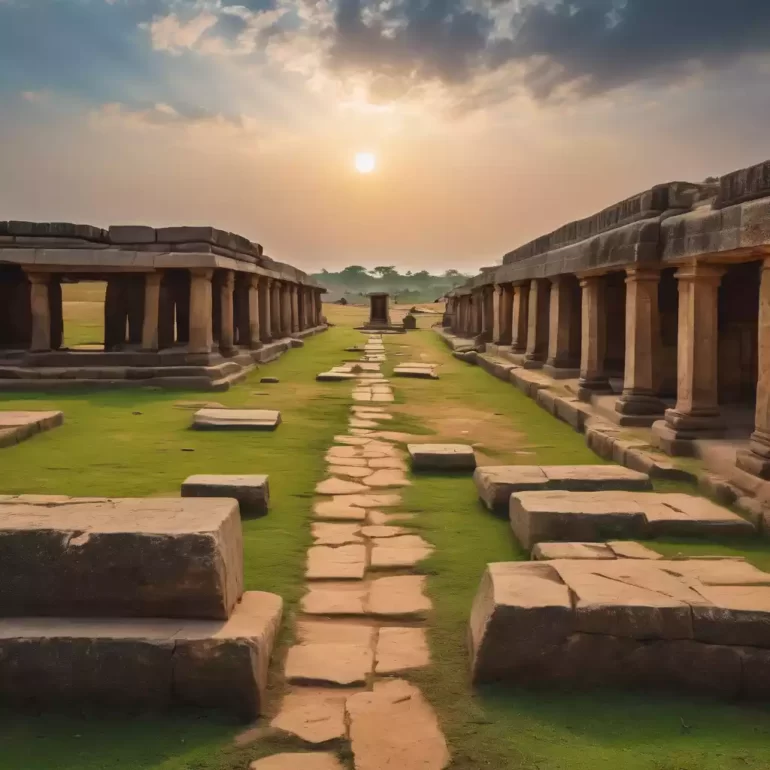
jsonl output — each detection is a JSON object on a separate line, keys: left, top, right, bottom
{"left": 313, "top": 266, "right": 468, "bottom": 303}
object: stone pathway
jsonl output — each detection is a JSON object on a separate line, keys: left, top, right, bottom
{"left": 264, "top": 334, "right": 449, "bottom": 769}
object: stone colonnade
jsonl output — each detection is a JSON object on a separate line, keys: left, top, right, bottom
{"left": 19, "top": 268, "right": 324, "bottom": 355}
{"left": 448, "top": 257, "right": 770, "bottom": 475}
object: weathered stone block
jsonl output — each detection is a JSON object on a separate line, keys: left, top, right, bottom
{"left": 408, "top": 443, "right": 476, "bottom": 471}
{"left": 0, "top": 497, "right": 243, "bottom": 619}
{"left": 182, "top": 474, "right": 269, "bottom": 516}
{"left": 108, "top": 225, "right": 156, "bottom": 244}
{"left": 192, "top": 408, "right": 281, "bottom": 431}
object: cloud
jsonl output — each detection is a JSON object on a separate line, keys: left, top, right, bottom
{"left": 322, "top": 0, "right": 770, "bottom": 105}
{"left": 143, "top": 10, "right": 219, "bottom": 53}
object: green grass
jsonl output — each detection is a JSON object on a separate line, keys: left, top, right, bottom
{"left": 0, "top": 324, "right": 361, "bottom": 770}
{"left": 383, "top": 329, "right": 770, "bottom": 770}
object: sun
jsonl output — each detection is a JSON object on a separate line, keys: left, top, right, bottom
{"left": 355, "top": 152, "right": 376, "bottom": 174}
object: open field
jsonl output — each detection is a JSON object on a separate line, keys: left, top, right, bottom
{"left": 2, "top": 304, "right": 770, "bottom": 769}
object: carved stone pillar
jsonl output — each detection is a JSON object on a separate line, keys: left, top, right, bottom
{"left": 271, "top": 280, "right": 282, "bottom": 337}
{"left": 652, "top": 263, "right": 725, "bottom": 455}
{"left": 141, "top": 272, "right": 162, "bottom": 351}
{"left": 28, "top": 273, "right": 51, "bottom": 352}
{"left": 290, "top": 284, "right": 300, "bottom": 334}
{"left": 493, "top": 284, "right": 513, "bottom": 345}
{"left": 188, "top": 268, "right": 213, "bottom": 354}
{"left": 511, "top": 283, "right": 529, "bottom": 353}
{"left": 259, "top": 277, "right": 272, "bottom": 343}
{"left": 248, "top": 275, "right": 261, "bottom": 349}
{"left": 738, "top": 259, "right": 770, "bottom": 478}
{"left": 49, "top": 276, "right": 63, "bottom": 351}
{"left": 219, "top": 271, "right": 235, "bottom": 354}
{"left": 578, "top": 275, "right": 612, "bottom": 399}
{"left": 281, "top": 283, "right": 292, "bottom": 336}
{"left": 104, "top": 276, "right": 128, "bottom": 351}
{"left": 545, "top": 275, "right": 580, "bottom": 376}
{"left": 615, "top": 268, "right": 666, "bottom": 422}
{"left": 524, "top": 279, "right": 550, "bottom": 368}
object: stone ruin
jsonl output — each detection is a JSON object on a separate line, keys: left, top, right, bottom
{"left": 0, "top": 495, "right": 282, "bottom": 718}
{"left": 0, "top": 221, "right": 327, "bottom": 390}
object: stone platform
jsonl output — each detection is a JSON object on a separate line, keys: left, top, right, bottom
{"left": 475, "top": 465, "right": 652, "bottom": 512}
{"left": 182, "top": 474, "right": 270, "bottom": 517}
{"left": 192, "top": 408, "right": 281, "bottom": 431}
{"left": 0, "top": 590, "right": 282, "bottom": 718}
{"left": 532, "top": 541, "right": 664, "bottom": 561}
{"left": 0, "top": 410, "right": 63, "bottom": 447}
{"left": 470, "top": 559, "right": 770, "bottom": 698}
{"left": 510, "top": 491, "right": 754, "bottom": 549}
{"left": 408, "top": 444, "right": 476, "bottom": 471}
{"left": 0, "top": 497, "right": 243, "bottom": 619}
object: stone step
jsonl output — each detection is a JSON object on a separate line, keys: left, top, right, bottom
{"left": 474, "top": 464, "right": 652, "bottom": 512}
{"left": 0, "top": 496, "right": 243, "bottom": 619}
{"left": 0, "top": 591, "right": 282, "bottom": 719}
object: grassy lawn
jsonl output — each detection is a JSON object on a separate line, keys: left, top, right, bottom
{"left": 4, "top": 307, "right": 770, "bottom": 769}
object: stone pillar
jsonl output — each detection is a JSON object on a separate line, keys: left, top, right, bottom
{"left": 188, "top": 268, "right": 213, "bottom": 354}
{"left": 492, "top": 285, "right": 502, "bottom": 343}
{"left": 545, "top": 275, "right": 579, "bottom": 375}
{"left": 28, "top": 273, "right": 51, "bottom": 352}
{"left": 141, "top": 272, "right": 162, "bottom": 351}
{"left": 578, "top": 275, "right": 612, "bottom": 399}
{"left": 482, "top": 287, "right": 494, "bottom": 341}
{"left": 271, "top": 280, "right": 283, "bottom": 337}
{"left": 290, "top": 284, "right": 300, "bottom": 334}
{"left": 511, "top": 283, "right": 529, "bottom": 354}
{"left": 219, "top": 271, "right": 235, "bottom": 354}
{"left": 738, "top": 259, "right": 770, "bottom": 478}
{"left": 524, "top": 279, "right": 550, "bottom": 368}
{"left": 104, "top": 276, "right": 128, "bottom": 351}
{"left": 49, "top": 276, "right": 63, "bottom": 351}
{"left": 616, "top": 268, "right": 666, "bottom": 421}
{"left": 652, "top": 263, "right": 725, "bottom": 455}
{"left": 281, "top": 282, "right": 292, "bottom": 336}
{"left": 492, "top": 285, "right": 512, "bottom": 345}
{"left": 126, "top": 276, "right": 144, "bottom": 345}
{"left": 248, "top": 275, "right": 261, "bottom": 349}
{"left": 260, "top": 277, "right": 272, "bottom": 343}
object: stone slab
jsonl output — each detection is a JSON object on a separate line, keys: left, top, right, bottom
{"left": 328, "top": 465, "right": 373, "bottom": 479}
{"left": 301, "top": 583, "right": 368, "bottom": 616}
{"left": 474, "top": 465, "right": 651, "bottom": 512}
{"left": 250, "top": 753, "right": 345, "bottom": 770}
{"left": 0, "top": 411, "right": 63, "bottom": 446}
{"left": 408, "top": 444, "right": 476, "bottom": 471}
{"left": 393, "top": 366, "right": 439, "bottom": 379}
{"left": 192, "top": 408, "right": 281, "bottom": 431}
{"left": 375, "top": 627, "right": 430, "bottom": 674}
{"left": 346, "top": 680, "right": 450, "bottom": 770}
{"left": 0, "top": 591, "right": 282, "bottom": 719}
{"left": 306, "top": 545, "right": 367, "bottom": 580}
{"left": 285, "top": 642, "right": 374, "bottom": 686}
{"left": 312, "top": 522, "right": 362, "bottom": 546}
{"left": 316, "top": 372, "right": 357, "bottom": 381}
{"left": 363, "top": 469, "right": 411, "bottom": 488}
{"left": 0, "top": 497, "right": 242, "bottom": 619}
{"left": 367, "top": 576, "right": 432, "bottom": 619}
{"left": 271, "top": 688, "right": 351, "bottom": 743}
{"left": 316, "top": 478, "right": 369, "bottom": 496}
{"left": 533, "top": 541, "right": 663, "bottom": 561}
{"left": 313, "top": 500, "right": 367, "bottom": 522}
{"left": 181, "top": 474, "right": 269, "bottom": 516}
{"left": 370, "top": 535, "right": 433, "bottom": 570}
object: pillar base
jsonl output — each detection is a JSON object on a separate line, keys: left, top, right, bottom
{"left": 577, "top": 377, "right": 612, "bottom": 402}
{"left": 543, "top": 363, "right": 580, "bottom": 380}
{"left": 522, "top": 354, "right": 545, "bottom": 370}
{"left": 736, "top": 449, "right": 770, "bottom": 480}
{"left": 651, "top": 409, "right": 725, "bottom": 457}
{"left": 614, "top": 393, "right": 667, "bottom": 426}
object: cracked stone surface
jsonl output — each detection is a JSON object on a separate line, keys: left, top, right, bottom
{"left": 361, "top": 525, "right": 406, "bottom": 538}
{"left": 375, "top": 627, "right": 430, "bottom": 674}
{"left": 328, "top": 465, "right": 374, "bottom": 479}
{"left": 302, "top": 583, "right": 367, "bottom": 616}
{"left": 340, "top": 493, "right": 402, "bottom": 508}
{"left": 316, "top": 478, "right": 370, "bottom": 496}
{"left": 363, "top": 469, "right": 411, "bottom": 488}
{"left": 285, "top": 643, "right": 374, "bottom": 686}
{"left": 249, "top": 753, "right": 345, "bottom": 770}
{"left": 312, "top": 522, "right": 362, "bottom": 546}
{"left": 346, "top": 680, "right": 450, "bottom": 770}
{"left": 325, "top": 456, "right": 368, "bottom": 467}
{"left": 306, "top": 544, "right": 367, "bottom": 580}
{"left": 368, "top": 575, "right": 432, "bottom": 618}
{"left": 367, "top": 510, "right": 415, "bottom": 525}
{"left": 313, "top": 500, "right": 367, "bottom": 522}
{"left": 333, "top": 436, "right": 372, "bottom": 446}
{"left": 368, "top": 457, "right": 408, "bottom": 470}
{"left": 271, "top": 688, "right": 351, "bottom": 744}
{"left": 371, "top": 536, "right": 433, "bottom": 569}
{"left": 326, "top": 445, "right": 362, "bottom": 459}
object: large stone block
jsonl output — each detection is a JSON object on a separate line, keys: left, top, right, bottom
{"left": 0, "top": 591, "right": 282, "bottom": 719}
{"left": 0, "top": 497, "right": 243, "bottom": 619}
{"left": 408, "top": 444, "right": 476, "bottom": 471}
{"left": 182, "top": 474, "right": 269, "bottom": 516}
{"left": 192, "top": 408, "right": 281, "bottom": 431}
{"left": 108, "top": 225, "right": 156, "bottom": 244}
{"left": 474, "top": 465, "right": 650, "bottom": 512}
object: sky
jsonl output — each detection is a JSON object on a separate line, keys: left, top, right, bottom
{"left": 1, "top": 0, "right": 770, "bottom": 273}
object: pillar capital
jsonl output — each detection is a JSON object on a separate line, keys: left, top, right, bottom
{"left": 145, "top": 271, "right": 163, "bottom": 287}
{"left": 222, "top": 270, "right": 235, "bottom": 289}
{"left": 190, "top": 267, "right": 213, "bottom": 280}
{"left": 26, "top": 271, "right": 51, "bottom": 285}
{"left": 625, "top": 266, "right": 661, "bottom": 283}
{"left": 674, "top": 263, "right": 725, "bottom": 284}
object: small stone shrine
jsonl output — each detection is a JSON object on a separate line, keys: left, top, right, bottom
{"left": 364, "top": 292, "right": 391, "bottom": 330}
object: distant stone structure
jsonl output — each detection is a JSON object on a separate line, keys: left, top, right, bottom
{"left": 0, "top": 222, "right": 326, "bottom": 389}
{"left": 364, "top": 292, "right": 391, "bottom": 329}
{"left": 402, "top": 313, "right": 417, "bottom": 330}
{"left": 444, "top": 157, "right": 770, "bottom": 482}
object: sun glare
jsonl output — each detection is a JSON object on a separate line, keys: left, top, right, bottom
{"left": 355, "top": 152, "right": 376, "bottom": 174}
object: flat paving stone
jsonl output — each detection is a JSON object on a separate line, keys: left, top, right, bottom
{"left": 375, "top": 627, "right": 430, "bottom": 674}
{"left": 371, "top": 535, "right": 434, "bottom": 569}
{"left": 368, "top": 457, "right": 408, "bottom": 470}
{"left": 393, "top": 366, "right": 439, "bottom": 379}
{"left": 340, "top": 493, "right": 402, "bottom": 508}
{"left": 312, "top": 522, "right": 363, "bottom": 546}
{"left": 362, "top": 445, "right": 401, "bottom": 458}
{"left": 313, "top": 500, "right": 367, "bottom": 522}
{"left": 368, "top": 575, "right": 432, "bottom": 619}
{"left": 192, "top": 408, "right": 281, "bottom": 431}
{"left": 361, "top": 525, "right": 406, "bottom": 538}
{"left": 271, "top": 688, "right": 351, "bottom": 744}
{"left": 317, "top": 372, "right": 357, "bottom": 381}
{"left": 181, "top": 474, "right": 269, "bottom": 516}
{"left": 250, "top": 753, "right": 345, "bottom": 770}
{"left": 351, "top": 419, "right": 379, "bottom": 429}
{"left": 296, "top": 619, "right": 376, "bottom": 646}
{"left": 326, "top": 456, "right": 368, "bottom": 467}
{"left": 285, "top": 643, "right": 374, "bottom": 686}
{"left": 302, "top": 583, "right": 367, "bottom": 616}
{"left": 532, "top": 542, "right": 617, "bottom": 561}
{"left": 334, "top": 436, "right": 372, "bottom": 446}
{"left": 328, "top": 465, "right": 373, "bottom": 479}
{"left": 474, "top": 465, "right": 652, "bottom": 511}
{"left": 316, "top": 478, "right": 370, "bottom": 496}
{"left": 346, "top": 680, "right": 450, "bottom": 770}
{"left": 367, "top": 510, "right": 415, "bottom": 525}
{"left": 326, "top": 445, "right": 363, "bottom": 459}
{"left": 363, "top": 469, "right": 411, "bottom": 488}
{"left": 371, "top": 394, "right": 395, "bottom": 403}
{"left": 408, "top": 444, "right": 476, "bottom": 472}
{"left": 306, "top": 545, "right": 367, "bottom": 580}
{"left": 607, "top": 541, "right": 665, "bottom": 560}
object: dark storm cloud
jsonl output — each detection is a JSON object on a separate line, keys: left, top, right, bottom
{"left": 328, "top": 0, "right": 770, "bottom": 98}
